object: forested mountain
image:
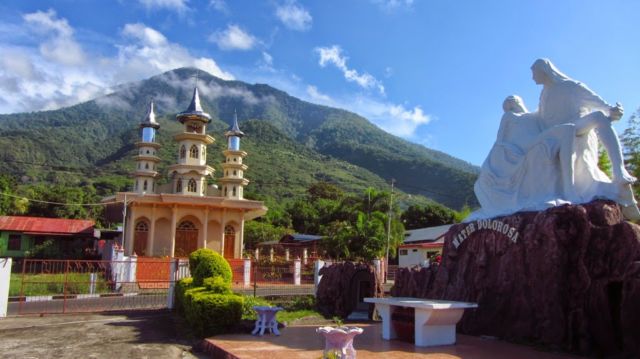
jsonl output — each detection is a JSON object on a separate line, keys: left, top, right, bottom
{"left": 0, "top": 67, "right": 478, "bottom": 209}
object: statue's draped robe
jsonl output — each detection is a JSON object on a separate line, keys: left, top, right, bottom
{"left": 470, "top": 80, "right": 630, "bottom": 221}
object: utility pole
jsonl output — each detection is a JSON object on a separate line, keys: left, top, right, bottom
{"left": 122, "top": 193, "right": 128, "bottom": 253}
{"left": 385, "top": 178, "right": 395, "bottom": 284}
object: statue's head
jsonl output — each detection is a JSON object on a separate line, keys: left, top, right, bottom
{"left": 531, "top": 58, "right": 569, "bottom": 85}
{"left": 503, "top": 95, "right": 528, "bottom": 114}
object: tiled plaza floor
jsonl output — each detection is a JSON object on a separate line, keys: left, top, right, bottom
{"left": 205, "top": 322, "right": 579, "bottom": 358}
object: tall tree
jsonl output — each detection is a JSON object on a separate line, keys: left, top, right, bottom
{"left": 401, "top": 203, "right": 457, "bottom": 229}
{"left": 621, "top": 108, "right": 640, "bottom": 197}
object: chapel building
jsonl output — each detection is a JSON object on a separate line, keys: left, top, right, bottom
{"left": 107, "top": 87, "right": 266, "bottom": 258}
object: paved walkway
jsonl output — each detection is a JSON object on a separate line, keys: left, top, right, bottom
{"left": 0, "top": 311, "right": 205, "bottom": 359}
{"left": 207, "top": 322, "right": 580, "bottom": 359}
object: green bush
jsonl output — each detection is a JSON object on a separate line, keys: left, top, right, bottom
{"left": 174, "top": 277, "right": 194, "bottom": 313}
{"left": 189, "top": 248, "right": 232, "bottom": 286}
{"left": 203, "top": 276, "right": 231, "bottom": 294}
{"left": 184, "top": 291, "right": 244, "bottom": 336}
{"left": 241, "top": 295, "right": 273, "bottom": 320}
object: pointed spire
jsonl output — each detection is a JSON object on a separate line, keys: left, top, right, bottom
{"left": 225, "top": 109, "right": 245, "bottom": 138}
{"left": 187, "top": 87, "right": 204, "bottom": 113}
{"left": 177, "top": 86, "right": 211, "bottom": 123}
{"left": 140, "top": 100, "right": 159, "bottom": 129}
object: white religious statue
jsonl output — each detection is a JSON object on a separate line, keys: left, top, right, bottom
{"left": 469, "top": 59, "right": 640, "bottom": 221}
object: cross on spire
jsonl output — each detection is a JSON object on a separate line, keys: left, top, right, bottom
{"left": 193, "top": 70, "right": 200, "bottom": 88}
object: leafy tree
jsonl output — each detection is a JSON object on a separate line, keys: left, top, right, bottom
{"left": 320, "top": 211, "right": 387, "bottom": 260}
{"left": 0, "top": 175, "right": 28, "bottom": 215}
{"left": 401, "top": 203, "right": 457, "bottom": 229}
{"left": 307, "top": 181, "right": 344, "bottom": 201}
{"left": 621, "top": 109, "right": 640, "bottom": 198}
{"left": 243, "top": 221, "right": 292, "bottom": 250}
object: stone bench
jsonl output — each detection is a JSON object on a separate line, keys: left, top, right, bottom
{"left": 364, "top": 297, "right": 478, "bottom": 347}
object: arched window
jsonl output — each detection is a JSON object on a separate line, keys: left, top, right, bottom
{"left": 189, "top": 145, "right": 199, "bottom": 159}
{"left": 225, "top": 225, "right": 235, "bottom": 236}
{"left": 187, "top": 179, "right": 197, "bottom": 192}
{"left": 135, "top": 221, "right": 149, "bottom": 232}
{"left": 180, "top": 145, "right": 186, "bottom": 159}
{"left": 224, "top": 187, "right": 228, "bottom": 197}
{"left": 152, "top": 182, "right": 155, "bottom": 192}
{"left": 176, "top": 179, "right": 183, "bottom": 192}
{"left": 145, "top": 163, "right": 149, "bottom": 169}
{"left": 232, "top": 186, "right": 236, "bottom": 197}
{"left": 233, "top": 170, "right": 237, "bottom": 176}
{"left": 143, "top": 180, "right": 148, "bottom": 191}
{"left": 178, "top": 221, "right": 197, "bottom": 231}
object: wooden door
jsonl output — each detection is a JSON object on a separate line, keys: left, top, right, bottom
{"left": 224, "top": 225, "right": 235, "bottom": 258}
{"left": 134, "top": 221, "right": 149, "bottom": 256}
{"left": 133, "top": 231, "right": 148, "bottom": 256}
{"left": 175, "top": 221, "right": 198, "bottom": 257}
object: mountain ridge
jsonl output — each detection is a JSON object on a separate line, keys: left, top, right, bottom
{"left": 0, "top": 67, "right": 478, "bottom": 209}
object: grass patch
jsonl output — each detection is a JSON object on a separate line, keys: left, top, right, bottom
{"left": 9, "top": 272, "right": 110, "bottom": 297}
{"left": 276, "top": 309, "right": 323, "bottom": 324}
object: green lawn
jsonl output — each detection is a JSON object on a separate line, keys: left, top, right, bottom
{"left": 276, "top": 309, "right": 323, "bottom": 324}
{"left": 9, "top": 272, "right": 110, "bottom": 297}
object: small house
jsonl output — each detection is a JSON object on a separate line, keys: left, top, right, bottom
{"left": 0, "top": 216, "right": 98, "bottom": 258}
{"left": 398, "top": 224, "right": 452, "bottom": 268}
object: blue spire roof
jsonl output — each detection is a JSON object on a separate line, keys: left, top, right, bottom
{"left": 225, "top": 110, "right": 245, "bottom": 137}
{"left": 177, "top": 87, "right": 211, "bottom": 123}
{"left": 140, "top": 100, "right": 160, "bottom": 129}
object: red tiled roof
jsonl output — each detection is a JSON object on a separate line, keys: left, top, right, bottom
{"left": 0, "top": 216, "right": 95, "bottom": 236}
{"left": 399, "top": 241, "right": 444, "bottom": 249}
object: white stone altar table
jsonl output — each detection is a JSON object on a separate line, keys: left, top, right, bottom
{"left": 251, "top": 306, "right": 283, "bottom": 336}
{"left": 364, "top": 297, "right": 478, "bottom": 347}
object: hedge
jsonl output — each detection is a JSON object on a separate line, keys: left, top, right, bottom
{"left": 184, "top": 290, "right": 244, "bottom": 336}
{"left": 176, "top": 250, "right": 242, "bottom": 337}
{"left": 189, "top": 248, "right": 232, "bottom": 286}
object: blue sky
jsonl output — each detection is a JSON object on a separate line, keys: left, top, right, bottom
{"left": 1, "top": 0, "right": 639, "bottom": 166}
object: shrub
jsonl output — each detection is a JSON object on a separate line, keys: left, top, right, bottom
{"left": 189, "top": 248, "right": 232, "bottom": 286}
{"left": 174, "top": 277, "right": 193, "bottom": 313}
{"left": 184, "top": 291, "right": 244, "bottom": 336}
{"left": 241, "top": 295, "right": 273, "bottom": 320}
{"left": 203, "top": 276, "right": 231, "bottom": 294}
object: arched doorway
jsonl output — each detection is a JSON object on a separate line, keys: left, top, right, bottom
{"left": 175, "top": 220, "right": 198, "bottom": 257}
{"left": 224, "top": 225, "right": 235, "bottom": 258}
{"left": 133, "top": 220, "right": 149, "bottom": 256}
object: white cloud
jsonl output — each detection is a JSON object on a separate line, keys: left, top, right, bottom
{"left": 262, "top": 52, "right": 273, "bottom": 67}
{"left": 316, "top": 45, "right": 385, "bottom": 95}
{"left": 122, "top": 23, "right": 167, "bottom": 47}
{"left": 275, "top": 1, "right": 312, "bottom": 31}
{"left": 0, "top": 14, "right": 233, "bottom": 114}
{"left": 116, "top": 23, "right": 234, "bottom": 83}
{"left": 306, "top": 85, "right": 332, "bottom": 105}
{"left": 372, "top": 0, "right": 414, "bottom": 10}
{"left": 137, "top": 0, "right": 189, "bottom": 12}
{"left": 209, "top": 24, "right": 257, "bottom": 51}
{"left": 350, "top": 96, "right": 431, "bottom": 137}
{"left": 23, "top": 9, "right": 85, "bottom": 66}
{"left": 23, "top": 9, "right": 73, "bottom": 36}
{"left": 231, "top": 64, "right": 431, "bottom": 138}
{"left": 209, "top": 0, "right": 229, "bottom": 14}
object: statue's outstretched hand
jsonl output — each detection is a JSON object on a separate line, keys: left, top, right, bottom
{"left": 610, "top": 102, "right": 624, "bottom": 122}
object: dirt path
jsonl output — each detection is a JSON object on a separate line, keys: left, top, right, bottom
{"left": 0, "top": 310, "right": 207, "bottom": 359}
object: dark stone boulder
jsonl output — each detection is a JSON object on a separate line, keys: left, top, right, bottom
{"left": 315, "top": 261, "right": 384, "bottom": 319}
{"left": 392, "top": 200, "right": 640, "bottom": 357}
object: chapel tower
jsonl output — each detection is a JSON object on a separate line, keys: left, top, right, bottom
{"left": 219, "top": 111, "right": 249, "bottom": 199}
{"left": 133, "top": 101, "right": 161, "bottom": 194}
{"left": 167, "top": 87, "right": 215, "bottom": 196}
